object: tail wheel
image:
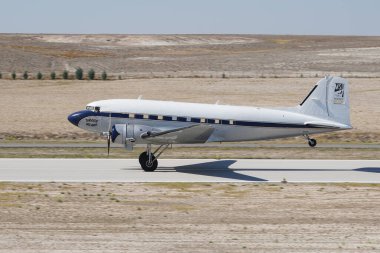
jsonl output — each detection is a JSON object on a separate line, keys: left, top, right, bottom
{"left": 308, "top": 138, "right": 317, "bottom": 147}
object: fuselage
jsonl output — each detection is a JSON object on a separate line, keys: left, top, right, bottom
{"left": 68, "top": 99, "right": 349, "bottom": 144}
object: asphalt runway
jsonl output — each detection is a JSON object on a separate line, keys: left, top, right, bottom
{"left": 0, "top": 159, "right": 379, "bottom": 183}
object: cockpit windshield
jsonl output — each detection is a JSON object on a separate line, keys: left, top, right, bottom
{"left": 86, "top": 106, "right": 100, "bottom": 112}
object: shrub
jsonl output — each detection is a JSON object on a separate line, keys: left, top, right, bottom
{"left": 0, "top": 72, "right": 2, "bottom": 79}
{"left": 101, "top": 70, "right": 107, "bottom": 80}
{"left": 11, "top": 71, "right": 16, "bottom": 80}
{"left": 50, "top": 71, "right": 56, "bottom": 80}
{"left": 23, "top": 71, "right": 28, "bottom": 80}
{"left": 222, "top": 73, "right": 226, "bottom": 78}
{"left": 118, "top": 75, "right": 122, "bottom": 80}
{"left": 37, "top": 72, "right": 43, "bottom": 80}
{"left": 62, "top": 70, "right": 69, "bottom": 80}
{"left": 88, "top": 69, "right": 95, "bottom": 80}
{"left": 75, "top": 67, "right": 83, "bottom": 80}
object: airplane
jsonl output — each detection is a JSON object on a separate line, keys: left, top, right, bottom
{"left": 68, "top": 76, "right": 352, "bottom": 172}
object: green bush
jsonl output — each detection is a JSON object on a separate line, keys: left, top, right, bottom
{"left": 23, "top": 71, "right": 28, "bottom": 80}
{"left": 50, "top": 71, "right": 56, "bottom": 80}
{"left": 101, "top": 70, "right": 107, "bottom": 80}
{"left": 222, "top": 73, "right": 226, "bottom": 78}
{"left": 75, "top": 67, "right": 83, "bottom": 80}
{"left": 0, "top": 72, "right": 2, "bottom": 79}
{"left": 62, "top": 70, "right": 69, "bottom": 80}
{"left": 88, "top": 69, "right": 95, "bottom": 80}
{"left": 37, "top": 72, "right": 43, "bottom": 80}
{"left": 11, "top": 71, "right": 16, "bottom": 80}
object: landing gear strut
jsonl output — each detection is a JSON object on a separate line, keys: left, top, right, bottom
{"left": 139, "top": 144, "right": 169, "bottom": 172}
{"left": 304, "top": 133, "right": 317, "bottom": 147}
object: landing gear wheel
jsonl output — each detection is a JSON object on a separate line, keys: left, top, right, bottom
{"left": 139, "top": 153, "right": 158, "bottom": 172}
{"left": 308, "top": 138, "right": 317, "bottom": 147}
{"left": 139, "top": 152, "right": 148, "bottom": 165}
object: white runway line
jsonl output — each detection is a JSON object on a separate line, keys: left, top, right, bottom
{"left": 0, "top": 159, "right": 379, "bottom": 183}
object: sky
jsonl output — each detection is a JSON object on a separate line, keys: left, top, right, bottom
{"left": 0, "top": 0, "right": 379, "bottom": 35}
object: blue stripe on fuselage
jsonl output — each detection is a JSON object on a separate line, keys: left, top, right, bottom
{"left": 68, "top": 110, "right": 326, "bottom": 129}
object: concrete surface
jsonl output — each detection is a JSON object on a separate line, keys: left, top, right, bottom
{"left": 0, "top": 159, "right": 379, "bottom": 183}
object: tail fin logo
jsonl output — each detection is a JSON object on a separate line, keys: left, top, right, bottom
{"left": 334, "top": 83, "right": 345, "bottom": 104}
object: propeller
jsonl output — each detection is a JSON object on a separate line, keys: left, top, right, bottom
{"left": 107, "top": 113, "right": 111, "bottom": 157}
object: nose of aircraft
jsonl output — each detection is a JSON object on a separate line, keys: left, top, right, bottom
{"left": 68, "top": 111, "right": 85, "bottom": 126}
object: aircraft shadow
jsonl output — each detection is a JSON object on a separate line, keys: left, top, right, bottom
{"left": 125, "top": 161, "right": 380, "bottom": 181}
{"left": 158, "top": 164, "right": 380, "bottom": 181}
{"left": 354, "top": 167, "right": 380, "bottom": 173}
{"left": 159, "top": 160, "right": 267, "bottom": 182}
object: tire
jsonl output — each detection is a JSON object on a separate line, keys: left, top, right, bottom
{"left": 139, "top": 152, "right": 148, "bottom": 165}
{"left": 308, "top": 138, "right": 317, "bottom": 147}
{"left": 139, "top": 153, "right": 158, "bottom": 172}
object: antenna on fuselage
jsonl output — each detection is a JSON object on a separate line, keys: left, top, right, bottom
{"left": 138, "top": 95, "right": 143, "bottom": 100}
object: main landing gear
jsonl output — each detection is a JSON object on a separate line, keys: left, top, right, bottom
{"left": 139, "top": 144, "right": 170, "bottom": 172}
{"left": 304, "top": 133, "right": 317, "bottom": 147}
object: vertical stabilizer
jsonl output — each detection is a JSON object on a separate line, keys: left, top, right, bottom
{"left": 299, "top": 76, "right": 351, "bottom": 126}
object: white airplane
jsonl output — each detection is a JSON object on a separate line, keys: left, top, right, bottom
{"left": 68, "top": 76, "right": 352, "bottom": 171}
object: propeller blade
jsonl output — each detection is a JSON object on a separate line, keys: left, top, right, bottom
{"left": 107, "top": 113, "right": 112, "bottom": 157}
{"left": 108, "top": 113, "right": 112, "bottom": 131}
{"left": 107, "top": 135, "right": 111, "bottom": 157}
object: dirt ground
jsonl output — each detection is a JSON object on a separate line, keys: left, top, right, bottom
{"left": 0, "top": 182, "right": 379, "bottom": 253}
{"left": 1, "top": 146, "right": 379, "bottom": 160}
{"left": 1, "top": 34, "right": 380, "bottom": 78}
{"left": 0, "top": 78, "right": 379, "bottom": 144}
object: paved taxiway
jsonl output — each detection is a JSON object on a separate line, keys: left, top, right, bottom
{"left": 0, "top": 159, "right": 379, "bottom": 182}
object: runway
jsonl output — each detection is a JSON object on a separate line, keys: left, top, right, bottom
{"left": 0, "top": 159, "right": 379, "bottom": 183}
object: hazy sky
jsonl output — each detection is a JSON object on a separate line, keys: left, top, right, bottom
{"left": 1, "top": 0, "right": 379, "bottom": 35}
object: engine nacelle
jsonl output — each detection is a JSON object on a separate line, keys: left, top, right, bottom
{"left": 111, "top": 124, "right": 154, "bottom": 146}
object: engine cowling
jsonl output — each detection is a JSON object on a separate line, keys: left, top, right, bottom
{"left": 111, "top": 124, "right": 154, "bottom": 145}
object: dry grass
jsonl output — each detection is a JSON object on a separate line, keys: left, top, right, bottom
{"left": 0, "top": 146, "right": 379, "bottom": 159}
{"left": 0, "top": 182, "right": 379, "bottom": 252}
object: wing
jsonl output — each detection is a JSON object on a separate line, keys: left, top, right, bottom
{"left": 141, "top": 124, "right": 215, "bottom": 144}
